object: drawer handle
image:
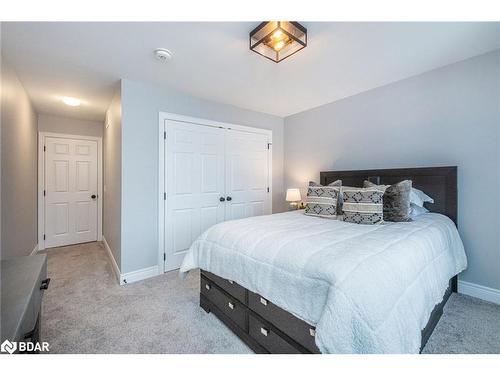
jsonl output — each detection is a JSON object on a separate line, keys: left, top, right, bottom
{"left": 260, "top": 327, "right": 269, "bottom": 337}
{"left": 24, "top": 328, "right": 36, "bottom": 340}
{"left": 228, "top": 280, "right": 234, "bottom": 284}
{"left": 205, "top": 284, "right": 211, "bottom": 290}
{"left": 309, "top": 328, "right": 316, "bottom": 337}
{"left": 228, "top": 301, "right": 234, "bottom": 310}
{"left": 260, "top": 297, "right": 267, "bottom": 306}
{"left": 40, "top": 278, "right": 51, "bottom": 290}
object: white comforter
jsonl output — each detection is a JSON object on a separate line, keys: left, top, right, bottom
{"left": 180, "top": 210, "right": 467, "bottom": 353}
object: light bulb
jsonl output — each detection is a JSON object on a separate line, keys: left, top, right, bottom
{"left": 273, "top": 40, "right": 285, "bottom": 51}
{"left": 272, "top": 29, "right": 283, "bottom": 39}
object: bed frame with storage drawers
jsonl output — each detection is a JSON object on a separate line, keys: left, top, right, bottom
{"left": 201, "top": 270, "right": 320, "bottom": 353}
{"left": 199, "top": 167, "right": 459, "bottom": 353}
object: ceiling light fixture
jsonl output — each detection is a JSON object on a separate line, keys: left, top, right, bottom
{"left": 61, "top": 96, "right": 81, "bottom": 106}
{"left": 250, "top": 21, "right": 307, "bottom": 63}
{"left": 154, "top": 48, "right": 173, "bottom": 62}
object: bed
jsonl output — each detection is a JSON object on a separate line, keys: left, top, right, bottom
{"left": 180, "top": 167, "right": 467, "bottom": 353}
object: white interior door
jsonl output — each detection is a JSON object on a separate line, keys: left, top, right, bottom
{"left": 44, "top": 136, "right": 98, "bottom": 248}
{"left": 225, "top": 130, "right": 271, "bottom": 220}
{"left": 164, "top": 120, "right": 226, "bottom": 271}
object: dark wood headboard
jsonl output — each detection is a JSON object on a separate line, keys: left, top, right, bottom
{"left": 320, "top": 166, "right": 457, "bottom": 225}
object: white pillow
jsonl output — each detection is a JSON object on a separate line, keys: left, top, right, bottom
{"left": 409, "top": 203, "right": 429, "bottom": 218}
{"left": 410, "top": 188, "right": 434, "bottom": 207}
{"left": 364, "top": 180, "right": 433, "bottom": 208}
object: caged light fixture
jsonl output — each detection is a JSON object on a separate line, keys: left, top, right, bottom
{"left": 249, "top": 21, "right": 307, "bottom": 63}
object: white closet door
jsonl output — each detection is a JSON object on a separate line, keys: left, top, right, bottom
{"left": 164, "top": 120, "right": 225, "bottom": 271}
{"left": 45, "top": 137, "right": 98, "bottom": 248}
{"left": 225, "top": 130, "right": 271, "bottom": 220}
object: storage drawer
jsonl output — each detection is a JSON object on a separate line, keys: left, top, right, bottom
{"left": 201, "top": 276, "right": 247, "bottom": 330}
{"left": 248, "top": 291, "right": 319, "bottom": 353}
{"left": 249, "top": 314, "right": 302, "bottom": 354}
{"left": 202, "top": 271, "right": 246, "bottom": 304}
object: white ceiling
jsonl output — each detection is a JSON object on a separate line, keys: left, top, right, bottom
{"left": 2, "top": 22, "right": 499, "bottom": 121}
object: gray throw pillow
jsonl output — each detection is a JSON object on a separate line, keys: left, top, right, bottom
{"left": 328, "top": 180, "right": 344, "bottom": 213}
{"left": 364, "top": 180, "right": 412, "bottom": 222}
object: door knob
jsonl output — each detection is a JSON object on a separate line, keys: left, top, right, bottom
{"left": 226, "top": 196, "right": 232, "bottom": 201}
{"left": 91, "top": 194, "right": 97, "bottom": 199}
{"left": 219, "top": 197, "right": 226, "bottom": 202}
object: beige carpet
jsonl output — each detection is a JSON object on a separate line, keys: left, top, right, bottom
{"left": 40, "top": 242, "right": 251, "bottom": 353}
{"left": 39, "top": 242, "right": 500, "bottom": 354}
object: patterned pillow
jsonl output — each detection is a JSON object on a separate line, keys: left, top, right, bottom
{"left": 304, "top": 183, "right": 340, "bottom": 218}
{"left": 342, "top": 188, "right": 384, "bottom": 224}
{"left": 309, "top": 180, "right": 341, "bottom": 187}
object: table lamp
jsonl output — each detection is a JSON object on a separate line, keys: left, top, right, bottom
{"left": 286, "top": 188, "right": 302, "bottom": 210}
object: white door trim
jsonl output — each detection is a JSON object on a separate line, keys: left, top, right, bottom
{"left": 38, "top": 132, "right": 103, "bottom": 250}
{"left": 158, "top": 111, "right": 273, "bottom": 273}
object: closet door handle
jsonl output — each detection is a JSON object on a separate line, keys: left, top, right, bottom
{"left": 219, "top": 197, "right": 226, "bottom": 202}
{"left": 226, "top": 196, "right": 232, "bottom": 201}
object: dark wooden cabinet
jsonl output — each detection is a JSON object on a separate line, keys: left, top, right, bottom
{"left": 1, "top": 255, "right": 49, "bottom": 354}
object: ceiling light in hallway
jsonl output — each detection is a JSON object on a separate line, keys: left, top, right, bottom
{"left": 61, "top": 96, "right": 81, "bottom": 106}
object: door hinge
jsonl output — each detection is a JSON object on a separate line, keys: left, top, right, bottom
{"left": 43, "top": 145, "right": 46, "bottom": 152}
{"left": 267, "top": 143, "right": 272, "bottom": 149}
{"left": 43, "top": 234, "right": 46, "bottom": 240}
{"left": 163, "top": 253, "right": 166, "bottom": 261}
{"left": 43, "top": 190, "right": 46, "bottom": 196}
{"left": 164, "top": 131, "right": 166, "bottom": 140}
{"left": 164, "top": 192, "right": 166, "bottom": 200}
{"left": 267, "top": 187, "right": 270, "bottom": 193}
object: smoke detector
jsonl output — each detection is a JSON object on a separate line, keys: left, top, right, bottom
{"left": 154, "top": 48, "right": 173, "bottom": 62}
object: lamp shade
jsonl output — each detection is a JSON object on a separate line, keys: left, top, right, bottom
{"left": 286, "top": 188, "right": 301, "bottom": 202}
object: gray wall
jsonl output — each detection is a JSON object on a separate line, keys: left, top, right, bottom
{"left": 1, "top": 59, "right": 38, "bottom": 259}
{"left": 284, "top": 50, "right": 500, "bottom": 290}
{"left": 38, "top": 113, "right": 103, "bottom": 137}
{"left": 103, "top": 84, "right": 122, "bottom": 270}
{"left": 120, "top": 79, "right": 285, "bottom": 273}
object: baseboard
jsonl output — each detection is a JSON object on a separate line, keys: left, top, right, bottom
{"left": 458, "top": 280, "right": 500, "bottom": 305}
{"left": 102, "top": 236, "right": 121, "bottom": 284}
{"left": 102, "top": 237, "right": 159, "bottom": 285}
{"left": 121, "top": 265, "right": 160, "bottom": 285}
{"left": 30, "top": 244, "right": 39, "bottom": 256}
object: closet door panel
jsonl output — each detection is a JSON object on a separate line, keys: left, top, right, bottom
{"left": 165, "top": 121, "right": 225, "bottom": 271}
{"left": 225, "top": 130, "right": 271, "bottom": 221}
